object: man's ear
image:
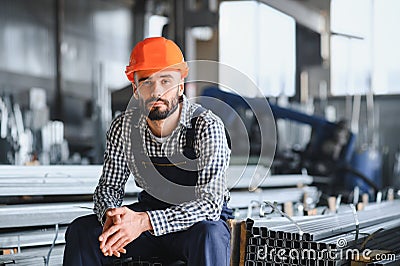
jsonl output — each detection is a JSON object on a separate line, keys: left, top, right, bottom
{"left": 132, "top": 84, "right": 139, "bottom": 99}
{"left": 178, "top": 80, "right": 185, "bottom": 96}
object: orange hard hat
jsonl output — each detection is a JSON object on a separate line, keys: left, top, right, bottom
{"left": 125, "top": 37, "right": 189, "bottom": 82}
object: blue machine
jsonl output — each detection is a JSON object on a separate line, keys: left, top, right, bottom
{"left": 201, "top": 87, "right": 380, "bottom": 194}
{"left": 346, "top": 149, "right": 382, "bottom": 194}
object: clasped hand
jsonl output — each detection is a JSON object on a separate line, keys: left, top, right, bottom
{"left": 98, "top": 207, "right": 152, "bottom": 257}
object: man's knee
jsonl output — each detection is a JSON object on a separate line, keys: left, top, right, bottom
{"left": 64, "top": 215, "right": 110, "bottom": 266}
{"left": 195, "top": 220, "right": 230, "bottom": 244}
{"left": 66, "top": 214, "right": 100, "bottom": 241}
{"left": 182, "top": 220, "right": 230, "bottom": 265}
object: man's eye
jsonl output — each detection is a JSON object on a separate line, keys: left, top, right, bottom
{"left": 161, "top": 79, "right": 170, "bottom": 84}
{"left": 142, "top": 80, "right": 152, "bottom": 86}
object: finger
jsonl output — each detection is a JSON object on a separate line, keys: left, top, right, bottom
{"left": 101, "top": 217, "right": 113, "bottom": 236}
{"left": 102, "top": 250, "right": 110, "bottom": 257}
{"left": 112, "top": 250, "right": 121, "bottom": 257}
{"left": 110, "top": 237, "right": 128, "bottom": 254}
{"left": 112, "top": 214, "right": 122, "bottom": 224}
{"left": 118, "top": 241, "right": 130, "bottom": 253}
{"left": 107, "top": 207, "right": 127, "bottom": 217}
{"left": 115, "top": 240, "right": 130, "bottom": 256}
{"left": 102, "top": 248, "right": 112, "bottom": 257}
{"left": 102, "top": 244, "right": 118, "bottom": 257}
{"left": 103, "top": 250, "right": 119, "bottom": 257}
{"left": 104, "top": 207, "right": 116, "bottom": 218}
{"left": 105, "top": 242, "right": 127, "bottom": 257}
{"left": 99, "top": 225, "right": 121, "bottom": 249}
{"left": 102, "top": 231, "right": 124, "bottom": 254}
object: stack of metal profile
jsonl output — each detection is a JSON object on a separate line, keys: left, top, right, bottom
{"left": 0, "top": 202, "right": 94, "bottom": 229}
{"left": 244, "top": 200, "right": 400, "bottom": 266}
{"left": 226, "top": 170, "right": 319, "bottom": 219}
{"left": 0, "top": 165, "right": 140, "bottom": 197}
{"left": 0, "top": 245, "right": 65, "bottom": 266}
{"left": 228, "top": 185, "right": 320, "bottom": 218}
{"left": 0, "top": 165, "right": 139, "bottom": 266}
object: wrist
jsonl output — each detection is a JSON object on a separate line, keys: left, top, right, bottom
{"left": 139, "top": 212, "right": 153, "bottom": 232}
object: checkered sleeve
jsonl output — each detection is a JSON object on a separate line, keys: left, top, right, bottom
{"left": 146, "top": 113, "right": 230, "bottom": 236}
{"left": 93, "top": 115, "right": 131, "bottom": 224}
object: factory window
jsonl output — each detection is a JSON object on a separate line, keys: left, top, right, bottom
{"left": 219, "top": 1, "right": 296, "bottom": 97}
{"left": 330, "top": 35, "right": 371, "bottom": 95}
{"left": 331, "top": 0, "right": 400, "bottom": 95}
{"left": 147, "top": 15, "right": 168, "bottom": 38}
{"left": 372, "top": 0, "right": 400, "bottom": 94}
{"left": 330, "top": 0, "right": 372, "bottom": 96}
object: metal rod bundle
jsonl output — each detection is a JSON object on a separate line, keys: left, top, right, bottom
{"left": 244, "top": 200, "right": 400, "bottom": 266}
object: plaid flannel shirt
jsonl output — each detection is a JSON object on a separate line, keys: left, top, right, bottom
{"left": 93, "top": 95, "right": 231, "bottom": 236}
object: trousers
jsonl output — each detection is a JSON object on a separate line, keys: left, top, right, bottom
{"left": 63, "top": 203, "right": 231, "bottom": 266}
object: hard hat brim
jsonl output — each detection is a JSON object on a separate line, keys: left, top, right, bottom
{"left": 125, "top": 62, "right": 189, "bottom": 82}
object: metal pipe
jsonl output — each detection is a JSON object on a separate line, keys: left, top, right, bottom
{"left": 53, "top": 0, "right": 63, "bottom": 121}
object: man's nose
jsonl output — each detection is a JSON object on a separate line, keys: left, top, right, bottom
{"left": 151, "top": 81, "right": 163, "bottom": 98}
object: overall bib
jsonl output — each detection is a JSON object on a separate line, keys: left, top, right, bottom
{"left": 129, "top": 106, "right": 233, "bottom": 220}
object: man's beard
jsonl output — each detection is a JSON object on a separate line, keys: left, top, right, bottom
{"left": 140, "top": 93, "right": 180, "bottom": 121}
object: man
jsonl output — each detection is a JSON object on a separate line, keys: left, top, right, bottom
{"left": 63, "top": 37, "right": 232, "bottom": 266}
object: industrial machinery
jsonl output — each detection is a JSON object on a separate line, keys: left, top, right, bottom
{"left": 200, "top": 87, "right": 380, "bottom": 198}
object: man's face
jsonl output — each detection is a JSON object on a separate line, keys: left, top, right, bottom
{"left": 134, "top": 70, "right": 183, "bottom": 121}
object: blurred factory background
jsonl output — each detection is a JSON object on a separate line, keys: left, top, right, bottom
{"left": 1, "top": 0, "right": 400, "bottom": 265}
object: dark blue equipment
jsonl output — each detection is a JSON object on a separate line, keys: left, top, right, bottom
{"left": 201, "top": 87, "right": 380, "bottom": 194}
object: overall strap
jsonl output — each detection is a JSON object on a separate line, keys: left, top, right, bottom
{"left": 128, "top": 108, "right": 145, "bottom": 153}
{"left": 185, "top": 106, "right": 207, "bottom": 150}
{"left": 184, "top": 106, "right": 232, "bottom": 155}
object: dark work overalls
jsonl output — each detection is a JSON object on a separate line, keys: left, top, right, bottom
{"left": 63, "top": 107, "right": 233, "bottom": 266}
